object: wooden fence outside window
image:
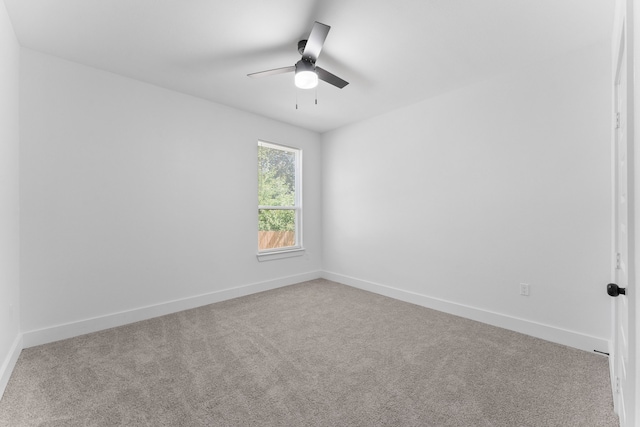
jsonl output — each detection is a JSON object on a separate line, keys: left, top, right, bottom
{"left": 258, "top": 231, "right": 295, "bottom": 250}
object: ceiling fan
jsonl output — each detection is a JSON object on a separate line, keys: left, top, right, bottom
{"left": 248, "top": 21, "right": 349, "bottom": 90}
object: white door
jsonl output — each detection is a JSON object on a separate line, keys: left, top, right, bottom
{"left": 611, "top": 9, "right": 635, "bottom": 426}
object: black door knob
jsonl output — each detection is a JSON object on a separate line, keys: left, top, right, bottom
{"left": 607, "top": 283, "right": 626, "bottom": 297}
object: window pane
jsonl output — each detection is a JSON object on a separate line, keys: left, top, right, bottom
{"left": 258, "top": 145, "right": 295, "bottom": 207}
{"left": 258, "top": 209, "right": 296, "bottom": 250}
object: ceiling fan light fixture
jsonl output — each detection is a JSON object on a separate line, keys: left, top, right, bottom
{"left": 294, "top": 60, "right": 318, "bottom": 89}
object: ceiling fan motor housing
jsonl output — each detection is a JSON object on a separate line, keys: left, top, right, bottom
{"left": 297, "top": 40, "right": 308, "bottom": 56}
{"left": 295, "top": 58, "right": 315, "bottom": 72}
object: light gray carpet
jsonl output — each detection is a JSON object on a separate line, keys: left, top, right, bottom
{"left": 0, "top": 279, "right": 618, "bottom": 426}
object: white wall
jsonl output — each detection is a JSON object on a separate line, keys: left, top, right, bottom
{"left": 0, "top": 0, "right": 21, "bottom": 396}
{"left": 322, "top": 41, "right": 612, "bottom": 352}
{"left": 20, "top": 49, "right": 322, "bottom": 343}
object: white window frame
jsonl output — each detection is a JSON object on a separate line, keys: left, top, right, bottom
{"left": 257, "top": 140, "right": 304, "bottom": 262}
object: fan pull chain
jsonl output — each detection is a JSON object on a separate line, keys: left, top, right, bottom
{"left": 295, "top": 89, "right": 298, "bottom": 110}
{"left": 315, "top": 86, "right": 318, "bottom": 105}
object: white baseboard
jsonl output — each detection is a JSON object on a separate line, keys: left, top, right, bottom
{"left": 19, "top": 268, "right": 609, "bottom": 353}
{"left": 0, "top": 333, "right": 23, "bottom": 399}
{"left": 23, "top": 271, "right": 322, "bottom": 348}
{"left": 322, "top": 271, "right": 610, "bottom": 354}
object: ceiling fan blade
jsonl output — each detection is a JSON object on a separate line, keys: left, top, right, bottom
{"left": 247, "top": 66, "right": 295, "bottom": 78}
{"left": 302, "top": 21, "right": 330, "bottom": 62}
{"left": 316, "top": 66, "right": 349, "bottom": 89}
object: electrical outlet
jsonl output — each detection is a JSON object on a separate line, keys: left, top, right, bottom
{"left": 520, "top": 283, "right": 530, "bottom": 296}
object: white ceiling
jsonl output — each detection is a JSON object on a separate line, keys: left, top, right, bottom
{"left": 4, "top": 0, "right": 614, "bottom": 133}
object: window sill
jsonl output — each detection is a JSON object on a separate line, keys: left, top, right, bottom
{"left": 256, "top": 247, "right": 305, "bottom": 262}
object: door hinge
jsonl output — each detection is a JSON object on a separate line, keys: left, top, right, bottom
{"left": 616, "top": 252, "right": 621, "bottom": 270}
{"left": 616, "top": 377, "right": 621, "bottom": 394}
{"left": 616, "top": 112, "right": 621, "bottom": 129}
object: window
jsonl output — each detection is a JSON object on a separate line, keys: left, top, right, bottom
{"left": 257, "top": 141, "right": 303, "bottom": 260}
